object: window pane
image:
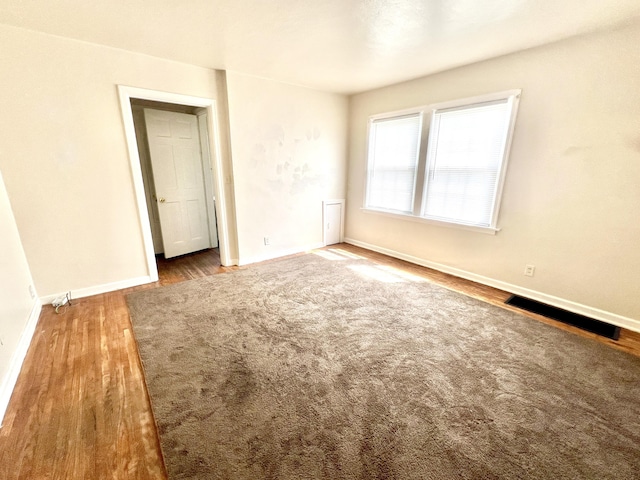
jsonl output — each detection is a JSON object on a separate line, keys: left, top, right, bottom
{"left": 423, "top": 100, "right": 511, "bottom": 227}
{"left": 366, "top": 113, "right": 421, "bottom": 213}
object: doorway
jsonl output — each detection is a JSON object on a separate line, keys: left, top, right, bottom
{"left": 130, "top": 100, "right": 219, "bottom": 259}
{"left": 118, "top": 85, "right": 233, "bottom": 282}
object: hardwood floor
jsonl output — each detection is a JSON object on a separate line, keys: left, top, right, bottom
{"left": 0, "top": 248, "right": 235, "bottom": 480}
{"left": 334, "top": 245, "right": 640, "bottom": 357}
{"left": 0, "top": 244, "right": 638, "bottom": 479}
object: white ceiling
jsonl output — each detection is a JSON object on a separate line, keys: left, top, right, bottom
{"left": 1, "top": 0, "right": 639, "bottom": 94}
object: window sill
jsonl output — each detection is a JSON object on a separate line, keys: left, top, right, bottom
{"left": 360, "top": 207, "right": 500, "bottom": 235}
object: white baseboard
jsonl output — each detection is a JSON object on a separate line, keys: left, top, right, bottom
{"left": 0, "top": 300, "right": 42, "bottom": 426}
{"left": 344, "top": 237, "right": 640, "bottom": 334}
{"left": 40, "top": 275, "right": 153, "bottom": 305}
{"left": 238, "top": 242, "right": 325, "bottom": 267}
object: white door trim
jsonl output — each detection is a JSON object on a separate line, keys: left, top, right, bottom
{"left": 196, "top": 110, "right": 219, "bottom": 249}
{"left": 117, "top": 85, "right": 233, "bottom": 280}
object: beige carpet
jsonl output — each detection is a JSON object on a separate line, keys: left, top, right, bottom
{"left": 127, "top": 250, "right": 640, "bottom": 479}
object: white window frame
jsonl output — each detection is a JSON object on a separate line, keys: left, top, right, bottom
{"left": 365, "top": 109, "right": 424, "bottom": 214}
{"left": 362, "top": 90, "right": 521, "bottom": 234}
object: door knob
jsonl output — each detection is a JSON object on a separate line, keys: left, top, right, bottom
{"left": 159, "top": 197, "right": 166, "bottom": 203}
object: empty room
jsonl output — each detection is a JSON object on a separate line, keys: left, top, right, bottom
{"left": 1, "top": 1, "right": 639, "bottom": 478}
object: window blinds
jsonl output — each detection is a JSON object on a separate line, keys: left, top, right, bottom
{"left": 366, "top": 113, "right": 422, "bottom": 213}
{"left": 423, "top": 99, "right": 511, "bottom": 227}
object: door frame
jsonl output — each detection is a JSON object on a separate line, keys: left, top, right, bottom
{"left": 195, "top": 109, "right": 219, "bottom": 250}
{"left": 118, "top": 85, "right": 233, "bottom": 281}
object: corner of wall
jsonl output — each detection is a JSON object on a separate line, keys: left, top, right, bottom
{"left": 0, "top": 300, "right": 41, "bottom": 426}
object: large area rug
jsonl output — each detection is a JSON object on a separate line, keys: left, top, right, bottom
{"left": 127, "top": 250, "right": 640, "bottom": 479}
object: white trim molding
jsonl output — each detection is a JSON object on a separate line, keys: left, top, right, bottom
{"left": 360, "top": 207, "right": 499, "bottom": 235}
{"left": 39, "top": 276, "right": 152, "bottom": 305}
{"left": 0, "top": 300, "right": 42, "bottom": 426}
{"left": 344, "top": 238, "right": 640, "bottom": 334}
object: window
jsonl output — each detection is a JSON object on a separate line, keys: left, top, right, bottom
{"left": 366, "top": 113, "right": 422, "bottom": 213}
{"left": 364, "top": 90, "right": 520, "bottom": 232}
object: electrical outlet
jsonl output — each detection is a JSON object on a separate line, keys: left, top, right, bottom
{"left": 264, "top": 236, "right": 270, "bottom": 246}
{"left": 524, "top": 265, "right": 535, "bottom": 277}
{"left": 28, "top": 285, "right": 36, "bottom": 300}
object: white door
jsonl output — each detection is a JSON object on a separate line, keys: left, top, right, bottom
{"left": 144, "top": 109, "right": 211, "bottom": 258}
{"left": 324, "top": 202, "right": 343, "bottom": 245}
{"left": 132, "top": 106, "right": 164, "bottom": 254}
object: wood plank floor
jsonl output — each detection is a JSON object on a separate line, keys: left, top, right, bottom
{"left": 0, "top": 244, "right": 638, "bottom": 479}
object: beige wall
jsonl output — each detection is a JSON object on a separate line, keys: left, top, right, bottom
{"left": 0, "top": 170, "right": 39, "bottom": 419}
{"left": 0, "top": 25, "right": 347, "bottom": 295}
{"left": 0, "top": 25, "right": 222, "bottom": 297}
{"left": 226, "top": 72, "right": 348, "bottom": 264}
{"left": 346, "top": 22, "right": 640, "bottom": 324}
